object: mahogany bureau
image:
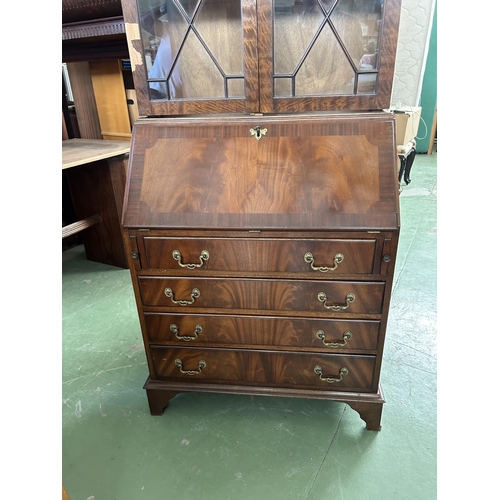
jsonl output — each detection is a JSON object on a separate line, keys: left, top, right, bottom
{"left": 121, "top": 0, "right": 402, "bottom": 430}
{"left": 121, "top": 111, "right": 399, "bottom": 430}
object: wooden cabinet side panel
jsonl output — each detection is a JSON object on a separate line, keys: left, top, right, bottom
{"left": 67, "top": 160, "right": 128, "bottom": 268}
{"left": 89, "top": 59, "right": 131, "bottom": 141}
{"left": 66, "top": 62, "right": 102, "bottom": 139}
{"left": 121, "top": 0, "right": 152, "bottom": 117}
{"left": 122, "top": 229, "right": 156, "bottom": 376}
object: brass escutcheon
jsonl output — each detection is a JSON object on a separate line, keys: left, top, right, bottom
{"left": 250, "top": 126, "right": 267, "bottom": 140}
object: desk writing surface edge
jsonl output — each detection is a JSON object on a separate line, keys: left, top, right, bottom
{"left": 62, "top": 139, "right": 130, "bottom": 169}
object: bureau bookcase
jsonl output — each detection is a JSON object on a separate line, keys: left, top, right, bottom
{"left": 121, "top": 0, "right": 402, "bottom": 430}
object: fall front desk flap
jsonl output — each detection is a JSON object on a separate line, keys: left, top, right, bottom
{"left": 122, "top": 112, "right": 400, "bottom": 231}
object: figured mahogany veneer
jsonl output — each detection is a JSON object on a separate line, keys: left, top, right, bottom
{"left": 138, "top": 277, "right": 385, "bottom": 314}
{"left": 150, "top": 347, "right": 377, "bottom": 392}
{"left": 141, "top": 237, "right": 377, "bottom": 274}
{"left": 122, "top": 112, "right": 399, "bottom": 430}
{"left": 143, "top": 313, "right": 380, "bottom": 352}
{"left": 119, "top": 0, "right": 403, "bottom": 431}
{"left": 123, "top": 113, "right": 398, "bottom": 231}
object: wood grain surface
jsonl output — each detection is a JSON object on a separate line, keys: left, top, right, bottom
{"left": 140, "top": 236, "right": 377, "bottom": 274}
{"left": 144, "top": 312, "right": 380, "bottom": 352}
{"left": 122, "top": 113, "right": 398, "bottom": 230}
{"left": 150, "top": 346, "right": 376, "bottom": 391}
{"left": 138, "top": 277, "right": 385, "bottom": 314}
{"left": 62, "top": 139, "right": 130, "bottom": 169}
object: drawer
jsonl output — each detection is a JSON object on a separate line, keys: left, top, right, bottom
{"left": 138, "top": 277, "right": 385, "bottom": 314}
{"left": 150, "top": 347, "right": 376, "bottom": 392}
{"left": 144, "top": 313, "right": 380, "bottom": 352}
{"left": 140, "top": 237, "right": 377, "bottom": 274}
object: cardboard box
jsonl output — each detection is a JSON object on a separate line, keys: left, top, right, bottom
{"left": 393, "top": 106, "right": 421, "bottom": 146}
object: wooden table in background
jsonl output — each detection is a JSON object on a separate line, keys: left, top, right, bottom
{"left": 63, "top": 139, "right": 130, "bottom": 269}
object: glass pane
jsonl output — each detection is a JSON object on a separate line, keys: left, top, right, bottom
{"left": 196, "top": 0, "right": 244, "bottom": 75}
{"left": 273, "top": 0, "right": 383, "bottom": 97}
{"left": 333, "top": 0, "right": 382, "bottom": 71}
{"left": 273, "top": 1, "right": 324, "bottom": 75}
{"left": 227, "top": 78, "right": 245, "bottom": 98}
{"left": 137, "top": 0, "right": 243, "bottom": 101}
{"left": 138, "top": 1, "right": 188, "bottom": 99}
{"left": 275, "top": 77, "right": 292, "bottom": 97}
{"left": 295, "top": 24, "right": 355, "bottom": 95}
{"left": 319, "top": 0, "right": 336, "bottom": 10}
{"left": 357, "top": 72, "right": 377, "bottom": 94}
{"left": 175, "top": 0, "right": 201, "bottom": 20}
{"left": 173, "top": 29, "right": 225, "bottom": 98}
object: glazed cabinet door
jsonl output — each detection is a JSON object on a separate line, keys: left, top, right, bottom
{"left": 122, "top": 0, "right": 401, "bottom": 116}
{"left": 258, "top": 0, "right": 402, "bottom": 113}
{"left": 122, "top": 0, "right": 260, "bottom": 116}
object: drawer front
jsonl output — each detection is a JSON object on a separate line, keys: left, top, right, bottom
{"left": 150, "top": 347, "right": 376, "bottom": 391}
{"left": 138, "top": 278, "right": 385, "bottom": 314}
{"left": 141, "top": 237, "right": 377, "bottom": 274}
{"left": 145, "top": 313, "right": 380, "bottom": 351}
